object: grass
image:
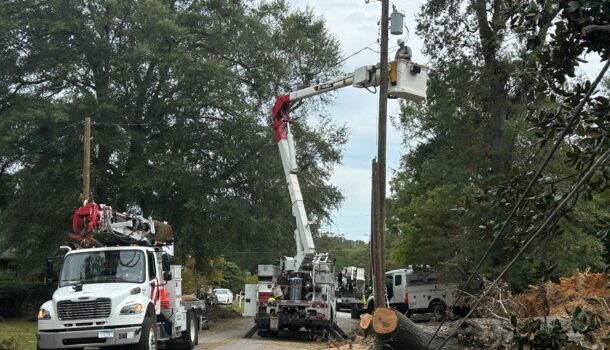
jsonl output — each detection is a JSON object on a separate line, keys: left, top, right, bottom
{"left": 0, "top": 318, "right": 37, "bottom": 350}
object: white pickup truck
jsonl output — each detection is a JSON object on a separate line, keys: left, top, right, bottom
{"left": 366, "top": 266, "right": 457, "bottom": 320}
{"left": 37, "top": 245, "right": 205, "bottom": 350}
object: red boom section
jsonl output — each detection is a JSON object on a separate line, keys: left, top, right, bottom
{"left": 271, "top": 94, "right": 291, "bottom": 143}
{"left": 70, "top": 202, "right": 100, "bottom": 242}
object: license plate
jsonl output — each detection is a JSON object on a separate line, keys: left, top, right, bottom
{"left": 98, "top": 330, "right": 113, "bottom": 338}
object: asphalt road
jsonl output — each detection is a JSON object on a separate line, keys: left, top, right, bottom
{"left": 194, "top": 311, "right": 359, "bottom": 350}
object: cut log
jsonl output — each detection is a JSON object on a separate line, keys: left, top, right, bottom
{"left": 359, "top": 313, "right": 374, "bottom": 338}
{"left": 370, "top": 307, "right": 459, "bottom": 350}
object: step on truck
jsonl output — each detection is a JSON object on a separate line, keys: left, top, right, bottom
{"left": 37, "top": 202, "right": 206, "bottom": 350}
{"left": 244, "top": 58, "right": 428, "bottom": 339}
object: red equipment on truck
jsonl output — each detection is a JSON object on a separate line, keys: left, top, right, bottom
{"left": 37, "top": 202, "right": 205, "bottom": 350}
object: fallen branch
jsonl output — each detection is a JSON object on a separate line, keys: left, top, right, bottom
{"left": 460, "top": 290, "right": 509, "bottom": 321}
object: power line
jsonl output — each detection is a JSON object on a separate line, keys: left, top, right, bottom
{"left": 426, "top": 58, "right": 610, "bottom": 349}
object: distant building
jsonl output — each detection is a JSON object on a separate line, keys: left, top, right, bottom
{"left": 0, "top": 248, "right": 16, "bottom": 274}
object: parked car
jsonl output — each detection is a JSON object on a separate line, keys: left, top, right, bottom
{"left": 213, "top": 288, "right": 234, "bottom": 304}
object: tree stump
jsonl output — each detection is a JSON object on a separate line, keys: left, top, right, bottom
{"left": 367, "top": 307, "right": 459, "bottom": 350}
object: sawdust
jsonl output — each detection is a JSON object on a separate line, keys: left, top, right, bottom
{"left": 515, "top": 270, "right": 609, "bottom": 318}
{"left": 331, "top": 336, "right": 376, "bottom": 350}
{"left": 514, "top": 270, "right": 610, "bottom": 347}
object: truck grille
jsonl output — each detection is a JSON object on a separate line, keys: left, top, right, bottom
{"left": 57, "top": 298, "right": 111, "bottom": 320}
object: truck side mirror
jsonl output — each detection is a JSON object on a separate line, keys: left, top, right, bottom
{"left": 46, "top": 258, "right": 54, "bottom": 285}
{"left": 162, "top": 254, "right": 171, "bottom": 272}
{"left": 164, "top": 271, "right": 173, "bottom": 281}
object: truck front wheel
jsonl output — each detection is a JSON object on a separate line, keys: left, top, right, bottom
{"left": 366, "top": 301, "right": 375, "bottom": 315}
{"left": 136, "top": 317, "right": 157, "bottom": 350}
{"left": 350, "top": 304, "right": 360, "bottom": 319}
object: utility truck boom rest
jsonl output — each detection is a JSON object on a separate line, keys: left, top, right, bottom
{"left": 244, "top": 59, "right": 428, "bottom": 338}
{"left": 37, "top": 202, "right": 205, "bottom": 350}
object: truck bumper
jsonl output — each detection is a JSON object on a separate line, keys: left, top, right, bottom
{"left": 37, "top": 326, "right": 142, "bottom": 349}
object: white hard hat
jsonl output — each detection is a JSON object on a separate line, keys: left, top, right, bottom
{"left": 397, "top": 38, "right": 405, "bottom": 45}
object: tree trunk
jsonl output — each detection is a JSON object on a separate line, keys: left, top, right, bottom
{"left": 361, "top": 308, "right": 460, "bottom": 350}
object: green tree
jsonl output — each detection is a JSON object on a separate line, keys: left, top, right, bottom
{"left": 388, "top": 0, "right": 609, "bottom": 289}
{"left": 0, "top": 0, "right": 346, "bottom": 278}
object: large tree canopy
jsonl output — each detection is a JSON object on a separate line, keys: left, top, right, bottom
{"left": 388, "top": 0, "right": 609, "bottom": 290}
{"left": 0, "top": 0, "right": 347, "bottom": 275}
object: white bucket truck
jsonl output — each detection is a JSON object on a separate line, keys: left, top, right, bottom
{"left": 37, "top": 202, "right": 206, "bottom": 350}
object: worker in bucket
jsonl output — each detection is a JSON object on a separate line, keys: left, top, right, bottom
{"left": 395, "top": 38, "right": 412, "bottom": 60}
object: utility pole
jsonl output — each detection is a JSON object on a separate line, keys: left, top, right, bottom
{"left": 373, "top": 0, "right": 389, "bottom": 310}
{"left": 372, "top": 158, "right": 384, "bottom": 309}
{"left": 82, "top": 117, "right": 91, "bottom": 203}
{"left": 370, "top": 158, "right": 375, "bottom": 289}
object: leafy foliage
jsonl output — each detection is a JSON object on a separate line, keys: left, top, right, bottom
{"left": 511, "top": 316, "right": 570, "bottom": 350}
{"left": 388, "top": 0, "right": 609, "bottom": 289}
{"left": 0, "top": 0, "right": 346, "bottom": 277}
{"left": 314, "top": 232, "right": 369, "bottom": 273}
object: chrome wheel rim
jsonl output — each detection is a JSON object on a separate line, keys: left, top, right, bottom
{"left": 148, "top": 327, "right": 157, "bottom": 350}
{"left": 190, "top": 317, "right": 196, "bottom": 342}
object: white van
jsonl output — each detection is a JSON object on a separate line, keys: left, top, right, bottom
{"left": 366, "top": 266, "right": 457, "bottom": 319}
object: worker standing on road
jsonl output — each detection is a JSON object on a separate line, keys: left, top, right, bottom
{"left": 395, "top": 38, "right": 412, "bottom": 60}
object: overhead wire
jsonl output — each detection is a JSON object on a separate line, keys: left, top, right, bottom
{"left": 427, "top": 58, "right": 610, "bottom": 350}
{"left": 435, "top": 146, "right": 610, "bottom": 350}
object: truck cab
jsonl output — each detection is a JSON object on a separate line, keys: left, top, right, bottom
{"left": 366, "top": 266, "right": 457, "bottom": 320}
{"left": 37, "top": 245, "right": 203, "bottom": 349}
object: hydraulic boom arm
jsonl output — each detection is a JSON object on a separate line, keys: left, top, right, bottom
{"left": 271, "top": 60, "right": 428, "bottom": 272}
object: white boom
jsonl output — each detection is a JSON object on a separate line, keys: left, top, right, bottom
{"left": 271, "top": 59, "right": 428, "bottom": 272}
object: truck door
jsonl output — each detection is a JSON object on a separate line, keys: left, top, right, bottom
{"left": 243, "top": 284, "right": 257, "bottom": 317}
{"left": 148, "top": 252, "right": 159, "bottom": 311}
{"left": 391, "top": 273, "right": 404, "bottom": 305}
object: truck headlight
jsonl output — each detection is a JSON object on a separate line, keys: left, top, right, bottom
{"left": 120, "top": 303, "right": 143, "bottom": 315}
{"left": 38, "top": 308, "right": 51, "bottom": 320}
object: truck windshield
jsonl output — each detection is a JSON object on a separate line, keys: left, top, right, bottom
{"left": 59, "top": 250, "right": 145, "bottom": 287}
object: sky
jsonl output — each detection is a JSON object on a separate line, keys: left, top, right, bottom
{"left": 286, "top": 0, "right": 427, "bottom": 242}
{"left": 285, "top": 0, "right": 605, "bottom": 243}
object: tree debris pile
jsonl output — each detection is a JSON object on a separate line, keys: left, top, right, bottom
{"left": 515, "top": 271, "right": 609, "bottom": 319}
{"left": 466, "top": 280, "right": 521, "bottom": 320}
{"left": 333, "top": 336, "right": 376, "bottom": 350}
{"left": 205, "top": 305, "right": 242, "bottom": 321}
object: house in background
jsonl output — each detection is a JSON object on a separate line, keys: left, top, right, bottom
{"left": 0, "top": 248, "right": 16, "bottom": 275}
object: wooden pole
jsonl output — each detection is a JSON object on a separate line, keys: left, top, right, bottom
{"left": 373, "top": 0, "right": 389, "bottom": 310}
{"left": 370, "top": 158, "right": 376, "bottom": 290}
{"left": 83, "top": 117, "right": 91, "bottom": 202}
{"left": 371, "top": 159, "right": 382, "bottom": 308}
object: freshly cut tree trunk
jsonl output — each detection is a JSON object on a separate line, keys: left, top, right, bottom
{"left": 365, "top": 307, "right": 459, "bottom": 350}
{"left": 359, "top": 313, "right": 373, "bottom": 337}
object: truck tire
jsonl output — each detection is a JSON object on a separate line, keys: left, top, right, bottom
{"left": 181, "top": 310, "right": 198, "bottom": 349}
{"left": 167, "top": 311, "right": 198, "bottom": 349}
{"left": 135, "top": 317, "right": 157, "bottom": 350}
{"left": 366, "top": 300, "right": 375, "bottom": 315}
{"left": 258, "top": 329, "right": 278, "bottom": 337}
{"left": 429, "top": 300, "right": 447, "bottom": 321}
{"left": 350, "top": 304, "right": 360, "bottom": 319}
